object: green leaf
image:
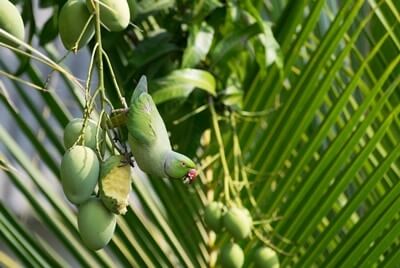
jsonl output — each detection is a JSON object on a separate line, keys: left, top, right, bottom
{"left": 242, "top": 1, "right": 283, "bottom": 68}
{"left": 136, "top": 0, "right": 175, "bottom": 17}
{"left": 210, "top": 23, "right": 261, "bottom": 65}
{"left": 151, "top": 68, "right": 216, "bottom": 104}
{"left": 256, "top": 22, "right": 283, "bottom": 68}
{"left": 181, "top": 22, "right": 214, "bottom": 68}
{"left": 39, "top": 0, "right": 57, "bottom": 8}
{"left": 192, "top": 0, "right": 223, "bottom": 21}
{"left": 39, "top": 11, "right": 59, "bottom": 46}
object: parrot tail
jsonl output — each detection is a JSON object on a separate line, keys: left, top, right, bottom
{"left": 130, "top": 75, "right": 148, "bottom": 104}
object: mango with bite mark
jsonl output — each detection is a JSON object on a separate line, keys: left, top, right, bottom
{"left": 99, "top": 155, "right": 131, "bottom": 215}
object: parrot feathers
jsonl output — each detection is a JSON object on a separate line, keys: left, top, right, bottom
{"left": 127, "top": 76, "right": 197, "bottom": 182}
{"left": 128, "top": 77, "right": 171, "bottom": 148}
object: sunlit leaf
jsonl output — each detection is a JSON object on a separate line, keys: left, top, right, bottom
{"left": 151, "top": 69, "right": 216, "bottom": 104}
{"left": 181, "top": 22, "right": 214, "bottom": 68}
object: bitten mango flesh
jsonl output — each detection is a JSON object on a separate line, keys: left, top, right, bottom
{"left": 59, "top": 0, "right": 95, "bottom": 50}
{"left": 0, "top": 0, "right": 25, "bottom": 46}
{"left": 60, "top": 146, "right": 99, "bottom": 204}
{"left": 78, "top": 197, "right": 116, "bottom": 250}
{"left": 99, "top": 155, "right": 131, "bottom": 215}
{"left": 86, "top": 0, "right": 130, "bottom": 32}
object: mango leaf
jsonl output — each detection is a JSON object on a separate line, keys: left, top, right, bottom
{"left": 192, "top": 0, "right": 223, "bottom": 22}
{"left": 136, "top": 0, "right": 175, "bottom": 17}
{"left": 21, "top": 0, "right": 35, "bottom": 43}
{"left": 39, "top": 10, "right": 59, "bottom": 46}
{"left": 126, "top": 32, "right": 178, "bottom": 70}
{"left": 38, "top": 0, "right": 57, "bottom": 8}
{"left": 241, "top": 0, "right": 283, "bottom": 68}
{"left": 151, "top": 69, "right": 216, "bottom": 104}
{"left": 257, "top": 22, "right": 283, "bottom": 68}
{"left": 14, "top": 0, "right": 36, "bottom": 75}
{"left": 181, "top": 22, "right": 214, "bottom": 68}
{"left": 210, "top": 23, "right": 261, "bottom": 65}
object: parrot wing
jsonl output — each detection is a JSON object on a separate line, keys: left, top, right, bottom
{"left": 127, "top": 76, "right": 171, "bottom": 148}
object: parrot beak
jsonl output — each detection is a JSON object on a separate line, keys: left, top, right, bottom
{"left": 183, "top": 169, "right": 197, "bottom": 184}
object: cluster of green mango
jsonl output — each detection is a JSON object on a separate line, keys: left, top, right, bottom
{"left": 61, "top": 118, "right": 132, "bottom": 250}
{"left": 0, "top": 0, "right": 135, "bottom": 50}
{"left": 0, "top": 0, "right": 25, "bottom": 46}
{"left": 58, "top": 0, "right": 134, "bottom": 51}
{"left": 204, "top": 202, "right": 279, "bottom": 268}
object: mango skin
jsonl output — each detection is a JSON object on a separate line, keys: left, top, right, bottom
{"left": 223, "top": 207, "right": 252, "bottom": 240}
{"left": 0, "top": 0, "right": 25, "bottom": 46}
{"left": 60, "top": 146, "right": 99, "bottom": 205}
{"left": 59, "top": 0, "right": 95, "bottom": 50}
{"left": 78, "top": 197, "right": 116, "bottom": 250}
{"left": 86, "top": 0, "right": 130, "bottom": 32}
{"left": 99, "top": 155, "right": 131, "bottom": 215}
{"left": 253, "top": 247, "right": 280, "bottom": 268}
{"left": 220, "top": 243, "right": 244, "bottom": 268}
{"left": 204, "top": 201, "right": 225, "bottom": 232}
{"left": 63, "top": 118, "right": 98, "bottom": 150}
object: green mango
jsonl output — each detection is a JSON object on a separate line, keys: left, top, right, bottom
{"left": 220, "top": 242, "right": 244, "bottom": 268}
{"left": 204, "top": 201, "right": 225, "bottom": 232}
{"left": 223, "top": 207, "right": 252, "bottom": 240}
{"left": 99, "top": 155, "right": 131, "bottom": 215}
{"left": 0, "top": 0, "right": 25, "bottom": 46}
{"left": 78, "top": 197, "right": 116, "bottom": 250}
{"left": 59, "top": 0, "right": 95, "bottom": 50}
{"left": 60, "top": 146, "right": 99, "bottom": 204}
{"left": 253, "top": 247, "right": 280, "bottom": 268}
{"left": 63, "top": 118, "right": 98, "bottom": 150}
{"left": 86, "top": 0, "right": 130, "bottom": 32}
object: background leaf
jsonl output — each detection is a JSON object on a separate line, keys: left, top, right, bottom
{"left": 151, "top": 68, "right": 216, "bottom": 104}
{"left": 181, "top": 22, "right": 214, "bottom": 68}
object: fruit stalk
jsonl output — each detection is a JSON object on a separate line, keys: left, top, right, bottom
{"left": 209, "top": 97, "right": 232, "bottom": 203}
{"left": 93, "top": 0, "right": 106, "bottom": 111}
{"left": 91, "top": 0, "right": 109, "bottom": 158}
{"left": 102, "top": 50, "right": 128, "bottom": 108}
{"left": 231, "top": 113, "right": 257, "bottom": 207}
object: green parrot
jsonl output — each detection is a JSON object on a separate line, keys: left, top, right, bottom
{"left": 126, "top": 76, "right": 197, "bottom": 183}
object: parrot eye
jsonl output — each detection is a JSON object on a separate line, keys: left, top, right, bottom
{"left": 181, "top": 162, "right": 186, "bottom": 167}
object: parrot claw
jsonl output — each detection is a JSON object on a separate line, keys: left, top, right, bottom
{"left": 119, "top": 152, "right": 135, "bottom": 167}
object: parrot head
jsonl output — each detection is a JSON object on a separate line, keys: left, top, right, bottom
{"left": 164, "top": 151, "right": 197, "bottom": 183}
